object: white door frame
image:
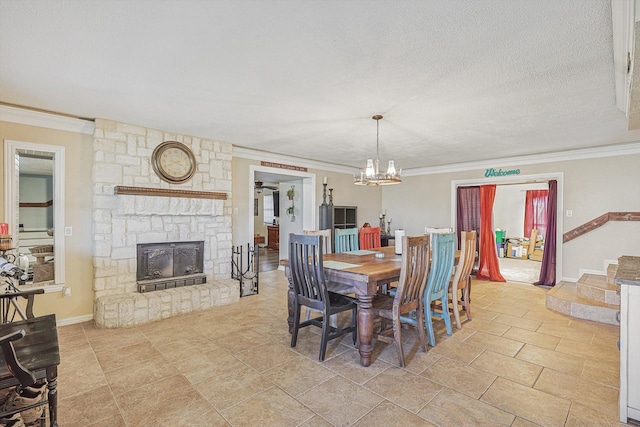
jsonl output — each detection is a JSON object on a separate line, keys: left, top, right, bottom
{"left": 248, "top": 164, "right": 316, "bottom": 249}
{"left": 450, "top": 172, "right": 564, "bottom": 283}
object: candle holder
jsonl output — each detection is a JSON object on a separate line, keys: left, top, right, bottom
{"left": 386, "top": 218, "right": 391, "bottom": 236}
{"left": 328, "top": 188, "right": 334, "bottom": 207}
{"left": 321, "top": 183, "right": 327, "bottom": 207}
{"left": 379, "top": 214, "right": 386, "bottom": 232}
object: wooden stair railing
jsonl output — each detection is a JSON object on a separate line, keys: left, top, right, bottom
{"left": 563, "top": 212, "right": 640, "bottom": 243}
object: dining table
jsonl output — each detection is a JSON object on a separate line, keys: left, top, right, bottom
{"left": 282, "top": 246, "right": 403, "bottom": 367}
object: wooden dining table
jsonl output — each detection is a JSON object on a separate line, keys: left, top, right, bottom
{"left": 282, "top": 246, "right": 403, "bottom": 367}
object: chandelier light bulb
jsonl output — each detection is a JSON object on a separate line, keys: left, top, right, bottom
{"left": 386, "top": 160, "right": 396, "bottom": 175}
{"left": 365, "top": 159, "right": 375, "bottom": 177}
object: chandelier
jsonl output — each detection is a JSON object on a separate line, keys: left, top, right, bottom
{"left": 354, "top": 115, "right": 402, "bottom": 186}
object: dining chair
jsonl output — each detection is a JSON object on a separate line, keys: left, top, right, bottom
{"left": 423, "top": 232, "right": 456, "bottom": 347}
{"left": 358, "top": 227, "right": 381, "bottom": 250}
{"left": 449, "top": 230, "right": 477, "bottom": 329}
{"left": 304, "top": 229, "right": 332, "bottom": 254}
{"left": 371, "top": 234, "right": 430, "bottom": 368}
{"left": 334, "top": 228, "right": 359, "bottom": 253}
{"left": 303, "top": 230, "right": 336, "bottom": 326}
{"left": 289, "top": 234, "right": 358, "bottom": 361}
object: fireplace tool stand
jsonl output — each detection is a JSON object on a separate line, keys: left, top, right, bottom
{"left": 232, "top": 244, "right": 259, "bottom": 297}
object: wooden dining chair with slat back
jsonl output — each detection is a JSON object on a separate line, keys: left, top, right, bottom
{"left": 304, "top": 230, "right": 332, "bottom": 254}
{"left": 450, "top": 230, "right": 477, "bottom": 329}
{"left": 303, "top": 230, "right": 336, "bottom": 326}
{"left": 371, "top": 234, "right": 430, "bottom": 367}
{"left": 359, "top": 227, "right": 381, "bottom": 250}
{"left": 423, "top": 232, "right": 456, "bottom": 347}
{"left": 334, "top": 228, "right": 359, "bottom": 253}
{"left": 289, "top": 234, "right": 358, "bottom": 361}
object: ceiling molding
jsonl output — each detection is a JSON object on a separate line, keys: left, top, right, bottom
{"left": 236, "top": 142, "right": 640, "bottom": 178}
{"left": 403, "top": 142, "right": 640, "bottom": 176}
{"left": 0, "top": 104, "right": 95, "bottom": 135}
{"left": 233, "top": 146, "right": 358, "bottom": 175}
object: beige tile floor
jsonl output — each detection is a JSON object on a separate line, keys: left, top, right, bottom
{"left": 56, "top": 271, "right": 626, "bottom": 426}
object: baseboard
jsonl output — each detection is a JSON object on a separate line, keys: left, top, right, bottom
{"left": 57, "top": 313, "right": 93, "bottom": 327}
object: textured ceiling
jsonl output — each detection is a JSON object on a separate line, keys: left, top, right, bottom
{"left": 1, "top": 0, "right": 638, "bottom": 171}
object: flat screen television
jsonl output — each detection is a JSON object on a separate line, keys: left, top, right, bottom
{"left": 273, "top": 191, "right": 280, "bottom": 217}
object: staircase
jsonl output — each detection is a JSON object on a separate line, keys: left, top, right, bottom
{"left": 546, "top": 264, "right": 620, "bottom": 325}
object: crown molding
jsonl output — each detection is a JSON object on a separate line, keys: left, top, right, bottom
{"left": 403, "top": 142, "right": 640, "bottom": 176}
{"left": 0, "top": 104, "right": 95, "bottom": 135}
{"left": 236, "top": 141, "right": 640, "bottom": 177}
{"left": 233, "top": 146, "right": 358, "bottom": 175}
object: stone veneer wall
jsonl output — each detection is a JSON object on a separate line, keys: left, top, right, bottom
{"left": 92, "top": 119, "right": 238, "bottom": 327}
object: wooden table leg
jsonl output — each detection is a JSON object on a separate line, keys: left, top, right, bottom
{"left": 47, "top": 366, "right": 58, "bottom": 427}
{"left": 357, "top": 294, "right": 374, "bottom": 367}
{"left": 285, "top": 266, "right": 295, "bottom": 334}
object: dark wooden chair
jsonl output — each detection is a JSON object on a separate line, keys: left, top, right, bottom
{"left": 371, "top": 234, "right": 430, "bottom": 368}
{"left": 0, "top": 314, "right": 60, "bottom": 427}
{"left": 1, "top": 288, "right": 45, "bottom": 324}
{"left": 289, "top": 233, "right": 358, "bottom": 361}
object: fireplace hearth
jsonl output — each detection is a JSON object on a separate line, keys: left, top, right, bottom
{"left": 137, "top": 241, "right": 206, "bottom": 293}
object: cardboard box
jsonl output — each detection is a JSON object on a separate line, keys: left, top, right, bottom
{"left": 506, "top": 243, "right": 522, "bottom": 258}
{"left": 529, "top": 249, "right": 544, "bottom": 262}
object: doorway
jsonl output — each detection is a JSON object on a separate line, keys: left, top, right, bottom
{"left": 451, "top": 172, "right": 563, "bottom": 284}
{"left": 249, "top": 165, "right": 316, "bottom": 271}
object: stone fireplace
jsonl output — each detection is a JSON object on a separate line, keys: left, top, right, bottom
{"left": 92, "top": 119, "right": 238, "bottom": 328}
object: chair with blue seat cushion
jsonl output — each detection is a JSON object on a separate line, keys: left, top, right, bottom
{"left": 423, "top": 232, "right": 456, "bottom": 347}
{"left": 334, "top": 228, "right": 359, "bottom": 253}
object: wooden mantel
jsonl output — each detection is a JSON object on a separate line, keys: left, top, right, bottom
{"left": 114, "top": 186, "right": 227, "bottom": 200}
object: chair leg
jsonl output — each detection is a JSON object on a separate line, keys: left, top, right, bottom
{"left": 463, "top": 282, "right": 472, "bottom": 321}
{"left": 291, "top": 304, "right": 301, "bottom": 348}
{"left": 416, "top": 307, "right": 428, "bottom": 353}
{"left": 392, "top": 316, "right": 405, "bottom": 368}
{"left": 424, "top": 303, "right": 436, "bottom": 347}
{"left": 441, "top": 295, "right": 452, "bottom": 336}
{"left": 451, "top": 288, "right": 462, "bottom": 330}
{"left": 319, "top": 312, "right": 331, "bottom": 361}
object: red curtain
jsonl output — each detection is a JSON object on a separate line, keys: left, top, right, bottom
{"left": 476, "top": 185, "right": 505, "bottom": 282}
{"left": 524, "top": 190, "right": 548, "bottom": 238}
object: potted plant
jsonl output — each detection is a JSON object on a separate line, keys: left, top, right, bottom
{"left": 287, "top": 186, "right": 295, "bottom": 200}
{"left": 287, "top": 205, "right": 295, "bottom": 215}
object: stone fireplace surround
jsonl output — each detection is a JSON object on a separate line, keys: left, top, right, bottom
{"left": 92, "top": 119, "right": 238, "bottom": 328}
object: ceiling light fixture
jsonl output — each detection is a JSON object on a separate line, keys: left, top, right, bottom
{"left": 354, "top": 115, "right": 401, "bottom": 186}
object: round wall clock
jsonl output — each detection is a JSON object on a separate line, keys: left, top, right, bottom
{"left": 151, "top": 141, "right": 197, "bottom": 184}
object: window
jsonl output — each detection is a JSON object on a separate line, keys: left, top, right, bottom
{"left": 263, "top": 194, "right": 274, "bottom": 225}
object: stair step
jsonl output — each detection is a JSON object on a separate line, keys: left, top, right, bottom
{"left": 546, "top": 281, "right": 619, "bottom": 325}
{"left": 576, "top": 273, "right": 620, "bottom": 305}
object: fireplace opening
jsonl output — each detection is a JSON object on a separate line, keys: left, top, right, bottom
{"left": 136, "top": 241, "right": 206, "bottom": 292}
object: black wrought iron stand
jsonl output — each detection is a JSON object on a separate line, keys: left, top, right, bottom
{"left": 231, "top": 244, "right": 259, "bottom": 297}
